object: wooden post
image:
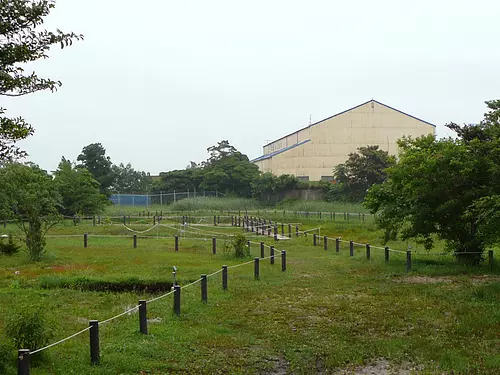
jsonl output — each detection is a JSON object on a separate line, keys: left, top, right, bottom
{"left": 133, "top": 235, "right": 137, "bottom": 249}
{"left": 270, "top": 246, "right": 275, "bottom": 265}
{"left": 349, "top": 241, "right": 354, "bottom": 256}
{"left": 89, "top": 320, "right": 100, "bottom": 365}
{"left": 260, "top": 242, "right": 265, "bottom": 258}
{"left": 222, "top": 265, "right": 228, "bottom": 290}
{"left": 385, "top": 247, "right": 390, "bottom": 263}
{"left": 366, "top": 243, "right": 370, "bottom": 260}
{"left": 336, "top": 238, "right": 340, "bottom": 252}
{"left": 288, "top": 224, "right": 292, "bottom": 238}
{"left": 324, "top": 236, "right": 328, "bottom": 251}
{"left": 296, "top": 225, "right": 299, "bottom": 237}
{"left": 281, "top": 223, "right": 284, "bottom": 236}
{"left": 406, "top": 251, "right": 412, "bottom": 272}
{"left": 212, "top": 237, "right": 216, "bottom": 255}
{"left": 175, "top": 236, "right": 179, "bottom": 252}
{"left": 281, "top": 250, "right": 286, "bottom": 271}
{"left": 84, "top": 233, "right": 88, "bottom": 248}
{"left": 214, "top": 215, "right": 217, "bottom": 226}
{"left": 17, "top": 349, "right": 30, "bottom": 375}
{"left": 174, "top": 285, "right": 181, "bottom": 316}
{"left": 313, "top": 234, "right": 317, "bottom": 246}
{"left": 139, "top": 300, "right": 147, "bottom": 334}
{"left": 254, "top": 257, "right": 260, "bottom": 280}
{"left": 201, "top": 274, "right": 207, "bottom": 303}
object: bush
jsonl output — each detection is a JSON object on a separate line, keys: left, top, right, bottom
{"left": 6, "top": 307, "right": 53, "bottom": 351}
{"left": 0, "top": 341, "right": 13, "bottom": 374}
{"left": 0, "top": 235, "right": 20, "bottom": 256}
{"left": 232, "top": 233, "right": 249, "bottom": 258}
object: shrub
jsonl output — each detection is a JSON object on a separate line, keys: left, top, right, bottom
{"left": 0, "top": 235, "right": 20, "bottom": 256}
{"left": 0, "top": 340, "right": 13, "bottom": 374}
{"left": 6, "top": 307, "right": 53, "bottom": 351}
{"left": 232, "top": 233, "right": 249, "bottom": 258}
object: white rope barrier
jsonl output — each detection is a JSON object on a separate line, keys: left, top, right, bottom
{"left": 30, "top": 326, "right": 91, "bottom": 355}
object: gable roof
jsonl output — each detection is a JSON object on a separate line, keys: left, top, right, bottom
{"left": 251, "top": 139, "right": 310, "bottom": 163}
{"left": 263, "top": 99, "right": 436, "bottom": 148}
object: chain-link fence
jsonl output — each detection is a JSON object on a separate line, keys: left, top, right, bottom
{"left": 110, "top": 191, "right": 224, "bottom": 207}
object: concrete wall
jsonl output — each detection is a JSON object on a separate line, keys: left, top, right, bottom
{"left": 254, "top": 100, "right": 435, "bottom": 181}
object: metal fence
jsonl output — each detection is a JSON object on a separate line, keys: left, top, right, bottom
{"left": 110, "top": 191, "right": 224, "bottom": 207}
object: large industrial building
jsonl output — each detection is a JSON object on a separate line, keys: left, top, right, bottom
{"left": 251, "top": 99, "right": 436, "bottom": 181}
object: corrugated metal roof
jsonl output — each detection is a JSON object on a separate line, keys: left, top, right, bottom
{"left": 251, "top": 139, "right": 311, "bottom": 162}
{"left": 262, "top": 99, "right": 436, "bottom": 148}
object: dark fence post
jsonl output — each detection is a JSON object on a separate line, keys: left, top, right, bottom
{"left": 349, "top": 241, "right": 354, "bottom": 257}
{"left": 89, "top": 320, "right": 100, "bottom": 365}
{"left": 222, "top": 265, "right": 228, "bottom": 290}
{"left": 336, "top": 238, "right": 340, "bottom": 252}
{"left": 175, "top": 236, "right": 179, "bottom": 252}
{"left": 123, "top": 215, "right": 126, "bottom": 225}
{"left": 366, "top": 243, "right": 370, "bottom": 260}
{"left": 18, "top": 349, "right": 30, "bottom": 375}
{"left": 260, "top": 242, "right": 265, "bottom": 258}
{"left": 214, "top": 215, "right": 217, "bottom": 226}
{"left": 254, "top": 257, "right": 260, "bottom": 280}
{"left": 296, "top": 225, "right": 299, "bottom": 237}
{"left": 288, "top": 224, "right": 292, "bottom": 238}
{"left": 270, "top": 246, "right": 275, "bottom": 265}
{"left": 98, "top": 216, "right": 101, "bottom": 225}
{"left": 84, "top": 233, "right": 88, "bottom": 248}
{"left": 212, "top": 237, "right": 216, "bottom": 255}
{"left": 201, "top": 274, "right": 207, "bottom": 303}
{"left": 133, "top": 234, "right": 137, "bottom": 249}
{"left": 489, "top": 250, "right": 494, "bottom": 270}
{"left": 313, "top": 234, "right": 317, "bottom": 246}
{"left": 385, "top": 247, "right": 390, "bottom": 263}
{"left": 281, "top": 223, "right": 284, "bottom": 236}
{"left": 73, "top": 215, "right": 77, "bottom": 226}
{"left": 139, "top": 300, "right": 147, "bottom": 334}
{"left": 153, "top": 216, "right": 156, "bottom": 225}
{"left": 217, "top": 215, "right": 220, "bottom": 224}
{"left": 274, "top": 225, "right": 278, "bottom": 241}
{"left": 324, "top": 236, "right": 328, "bottom": 251}
{"left": 174, "top": 285, "right": 181, "bottom": 316}
{"left": 406, "top": 251, "right": 412, "bottom": 272}
{"left": 238, "top": 216, "right": 241, "bottom": 227}
{"left": 281, "top": 250, "right": 286, "bottom": 271}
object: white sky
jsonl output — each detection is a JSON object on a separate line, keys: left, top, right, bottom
{"left": 5, "top": 0, "right": 500, "bottom": 174}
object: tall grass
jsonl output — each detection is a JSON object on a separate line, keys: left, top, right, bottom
{"left": 168, "top": 197, "right": 260, "bottom": 211}
{"left": 277, "top": 199, "right": 368, "bottom": 213}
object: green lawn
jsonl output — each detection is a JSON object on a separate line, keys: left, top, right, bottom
{"left": 0, "top": 217, "right": 499, "bottom": 374}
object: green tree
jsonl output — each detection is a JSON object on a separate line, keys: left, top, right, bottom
{"left": 0, "top": 163, "right": 61, "bottom": 261}
{"left": 153, "top": 168, "right": 203, "bottom": 193}
{"left": 112, "top": 163, "right": 152, "bottom": 194}
{"left": 332, "top": 145, "right": 396, "bottom": 201}
{"left": 0, "top": 0, "right": 82, "bottom": 160}
{"left": 53, "top": 158, "right": 106, "bottom": 216}
{"left": 364, "top": 100, "right": 500, "bottom": 263}
{"left": 251, "top": 173, "right": 299, "bottom": 203}
{"left": 201, "top": 151, "right": 260, "bottom": 197}
{"left": 77, "top": 143, "right": 115, "bottom": 196}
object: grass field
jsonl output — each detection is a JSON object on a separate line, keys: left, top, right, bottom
{"left": 0, "top": 215, "right": 499, "bottom": 374}
{"left": 104, "top": 197, "right": 368, "bottom": 216}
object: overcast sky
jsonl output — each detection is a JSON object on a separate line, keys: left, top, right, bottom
{"left": 5, "top": 0, "right": 500, "bottom": 174}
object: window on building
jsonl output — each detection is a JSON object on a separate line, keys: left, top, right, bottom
{"left": 321, "top": 176, "right": 334, "bottom": 182}
{"left": 297, "top": 176, "right": 309, "bottom": 182}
